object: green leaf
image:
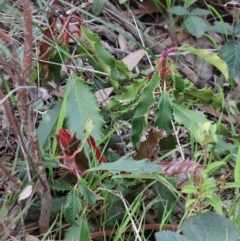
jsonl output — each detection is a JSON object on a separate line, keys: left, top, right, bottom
{"left": 173, "top": 75, "right": 186, "bottom": 93}
{"left": 182, "top": 185, "right": 198, "bottom": 194}
{"left": 90, "top": 156, "right": 162, "bottom": 174}
{"left": 182, "top": 212, "right": 239, "bottom": 241}
{"left": 184, "top": 16, "right": 207, "bottom": 37}
{"left": 168, "top": 6, "right": 189, "bottom": 16}
{"left": 0, "top": 0, "right": 9, "bottom": 11}
{"left": 51, "top": 181, "right": 73, "bottom": 191}
{"left": 155, "top": 231, "right": 190, "bottom": 241}
{"left": 76, "top": 217, "right": 91, "bottom": 241}
{"left": 184, "top": 0, "right": 197, "bottom": 8}
{"left": 219, "top": 41, "right": 240, "bottom": 78}
{"left": 64, "top": 226, "right": 81, "bottom": 241}
{"left": 207, "top": 195, "right": 223, "bottom": 215}
{"left": 48, "top": 45, "right": 69, "bottom": 85}
{"left": 191, "top": 8, "right": 211, "bottom": 16}
{"left": 233, "top": 22, "right": 240, "bottom": 35}
{"left": 65, "top": 73, "right": 104, "bottom": 141}
{"left": 154, "top": 90, "right": 173, "bottom": 133}
{"left": 115, "top": 78, "right": 146, "bottom": 105}
{"left": 173, "top": 103, "right": 208, "bottom": 131}
{"left": 131, "top": 72, "right": 160, "bottom": 149}
{"left": 64, "top": 189, "right": 82, "bottom": 225}
{"left": 64, "top": 217, "right": 91, "bottom": 241}
{"left": 78, "top": 179, "right": 103, "bottom": 205}
{"left": 179, "top": 45, "right": 229, "bottom": 79}
{"left": 92, "top": 0, "right": 104, "bottom": 15}
{"left": 51, "top": 197, "right": 66, "bottom": 214}
{"left": 183, "top": 83, "right": 222, "bottom": 109}
{"left": 37, "top": 100, "right": 62, "bottom": 149}
{"left": 207, "top": 21, "right": 233, "bottom": 35}
{"left": 79, "top": 27, "right": 130, "bottom": 92}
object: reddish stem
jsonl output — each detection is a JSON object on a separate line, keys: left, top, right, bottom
{"left": 157, "top": 47, "right": 179, "bottom": 87}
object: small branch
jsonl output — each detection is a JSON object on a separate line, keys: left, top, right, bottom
{"left": 22, "top": 0, "right": 33, "bottom": 83}
{"left": 89, "top": 223, "right": 179, "bottom": 239}
{"left": 103, "top": 0, "right": 164, "bottom": 54}
{"left": 21, "top": 0, "right": 52, "bottom": 234}
{"left": 0, "top": 159, "right": 23, "bottom": 188}
{"left": 0, "top": 86, "right": 24, "bottom": 152}
{"left": 0, "top": 28, "right": 11, "bottom": 43}
{"left": 0, "top": 86, "right": 37, "bottom": 105}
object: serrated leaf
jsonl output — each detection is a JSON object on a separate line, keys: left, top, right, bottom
{"left": 51, "top": 181, "right": 73, "bottom": 191}
{"left": 91, "top": 155, "right": 162, "bottom": 174}
{"left": 173, "top": 103, "right": 208, "bottom": 131}
{"left": 65, "top": 74, "right": 104, "bottom": 141}
{"left": 115, "top": 78, "right": 146, "bottom": 104}
{"left": 64, "top": 189, "right": 82, "bottom": 225}
{"left": 219, "top": 41, "right": 240, "bottom": 78}
{"left": 154, "top": 90, "right": 173, "bottom": 133}
{"left": 179, "top": 45, "right": 229, "bottom": 79}
{"left": 191, "top": 8, "right": 211, "bottom": 16}
{"left": 92, "top": 0, "right": 104, "bottom": 15}
{"left": 184, "top": 83, "right": 222, "bottom": 109}
{"left": 131, "top": 72, "right": 161, "bottom": 149}
{"left": 182, "top": 212, "right": 239, "bottom": 241}
{"left": 37, "top": 100, "right": 62, "bottom": 149}
{"left": 64, "top": 225, "right": 80, "bottom": 241}
{"left": 184, "top": 16, "right": 207, "bottom": 37}
{"left": 64, "top": 217, "right": 91, "bottom": 241}
{"left": 78, "top": 179, "right": 103, "bottom": 205}
{"left": 168, "top": 6, "right": 189, "bottom": 15}
{"left": 79, "top": 27, "right": 130, "bottom": 91}
{"left": 173, "top": 75, "right": 186, "bottom": 93}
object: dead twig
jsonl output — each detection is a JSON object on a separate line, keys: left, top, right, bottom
{"left": 0, "top": 159, "right": 23, "bottom": 189}
{"left": 0, "top": 0, "right": 52, "bottom": 234}
{"left": 89, "top": 223, "right": 179, "bottom": 239}
{"left": 103, "top": 0, "right": 165, "bottom": 54}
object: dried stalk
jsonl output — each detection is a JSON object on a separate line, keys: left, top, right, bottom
{"left": 0, "top": 0, "right": 52, "bottom": 234}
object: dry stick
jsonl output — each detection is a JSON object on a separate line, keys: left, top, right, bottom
{"left": 20, "top": 0, "right": 52, "bottom": 234}
{"left": 0, "top": 159, "right": 23, "bottom": 188}
{"left": 103, "top": 0, "right": 165, "bottom": 54}
{"left": 89, "top": 223, "right": 179, "bottom": 239}
{"left": 0, "top": 2, "right": 52, "bottom": 234}
{"left": 0, "top": 86, "right": 37, "bottom": 105}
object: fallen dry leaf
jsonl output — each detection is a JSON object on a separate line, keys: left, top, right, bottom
{"left": 161, "top": 29, "right": 190, "bottom": 47}
{"left": 118, "top": 33, "right": 127, "bottom": 51}
{"left": 134, "top": 128, "right": 166, "bottom": 160}
{"left": 122, "top": 49, "right": 145, "bottom": 71}
{"left": 95, "top": 87, "right": 114, "bottom": 106}
{"left": 156, "top": 158, "right": 202, "bottom": 189}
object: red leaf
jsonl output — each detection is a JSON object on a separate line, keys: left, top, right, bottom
{"left": 155, "top": 158, "right": 202, "bottom": 189}
{"left": 39, "top": 10, "right": 56, "bottom": 79}
{"left": 87, "top": 135, "right": 107, "bottom": 163}
{"left": 59, "top": 128, "right": 71, "bottom": 150}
